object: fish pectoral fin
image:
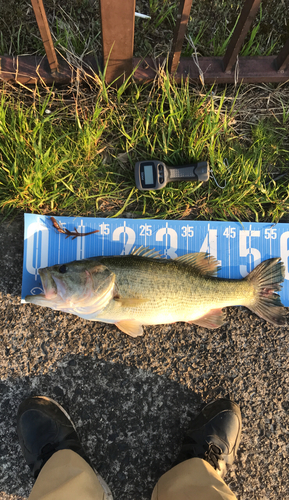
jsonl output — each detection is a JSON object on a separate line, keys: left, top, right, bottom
{"left": 115, "top": 319, "right": 144, "bottom": 337}
{"left": 114, "top": 297, "right": 149, "bottom": 307}
{"left": 189, "top": 309, "right": 225, "bottom": 329}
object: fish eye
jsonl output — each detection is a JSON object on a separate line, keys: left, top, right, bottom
{"left": 59, "top": 264, "right": 67, "bottom": 274}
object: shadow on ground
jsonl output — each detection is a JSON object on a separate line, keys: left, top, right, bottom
{"left": 0, "top": 358, "right": 201, "bottom": 500}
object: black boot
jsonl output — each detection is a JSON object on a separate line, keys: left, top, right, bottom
{"left": 17, "top": 396, "right": 91, "bottom": 478}
{"left": 175, "top": 398, "right": 242, "bottom": 478}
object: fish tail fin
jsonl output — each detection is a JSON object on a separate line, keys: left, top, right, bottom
{"left": 245, "top": 258, "right": 287, "bottom": 327}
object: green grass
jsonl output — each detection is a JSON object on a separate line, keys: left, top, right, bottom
{"left": 0, "top": 74, "right": 288, "bottom": 222}
{"left": 0, "top": 1, "right": 288, "bottom": 59}
{"left": 0, "top": 0, "right": 102, "bottom": 57}
{"left": 0, "top": 1, "right": 288, "bottom": 222}
{"left": 133, "top": 0, "right": 288, "bottom": 58}
{"left": 184, "top": 0, "right": 288, "bottom": 58}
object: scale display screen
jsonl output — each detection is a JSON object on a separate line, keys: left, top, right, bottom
{"left": 139, "top": 161, "right": 156, "bottom": 188}
{"left": 143, "top": 164, "right": 154, "bottom": 185}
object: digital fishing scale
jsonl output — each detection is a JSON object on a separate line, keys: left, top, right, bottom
{"left": 135, "top": 160, "right": 209, "bottom": 191}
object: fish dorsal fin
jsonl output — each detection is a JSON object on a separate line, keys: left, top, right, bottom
{"left": 130, "top": 246, "right": 163, "bottom": 259}
{"left": 130, "top": 247, "right": 218, "bottom": 276}
{"left": 174, "top": 252, "right": 219, "bottom": 277}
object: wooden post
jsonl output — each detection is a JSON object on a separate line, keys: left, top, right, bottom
{"left": 99, "top": 0, "right": 136, "bottom": 84}
{"left": 30, "top": 0, "right": 59, "bottom": 74}
{"left": 222, "top": 0, "right": 261, "bottom": 73}
{"left": 275, "top": 38, "right": 289, "bottom": 72}
{"left": 169, "top": 0, "right": 193, "bottom": 74}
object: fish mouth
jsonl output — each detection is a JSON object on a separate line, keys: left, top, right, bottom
{"left": 39, "top": 268, "right": 58, "bottom": 300}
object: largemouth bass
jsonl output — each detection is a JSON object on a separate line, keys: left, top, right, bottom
{"left": 25, "top": 247, "right": 286, "bottom": 337}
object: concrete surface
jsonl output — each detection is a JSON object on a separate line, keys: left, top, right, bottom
{"left": 0, "top": 215, "right": 288, "bottom": 500}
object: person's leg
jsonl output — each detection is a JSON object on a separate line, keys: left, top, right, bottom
{"left": 151, "top": 399, "right": 241, "bottom": 500}
{"left": 151, "top": 458, "right": 237, "bottom": 500}
{"left": 28, "top": 449, "right": 111, "bottom": 500}
{"left": 17, "top": 396, "right": 113, "bottom": 500}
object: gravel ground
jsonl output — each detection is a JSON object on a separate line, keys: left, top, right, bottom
{"left": 0, "top": 215, "right": 289, "bottom": 500}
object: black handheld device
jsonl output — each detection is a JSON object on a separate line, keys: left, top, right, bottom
{"left": 135, "top": 160, "right": 209, "bottom": 191}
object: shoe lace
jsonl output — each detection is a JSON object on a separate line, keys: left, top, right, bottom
{"left": 174, "top": 435, "right": 223, "bottom": 472}
{"left": 33, "top": 432, "right": 82, "bottom": 478}
{"left": 32, "top": 442, "right": 59, "bottom": 478}
{"left": 38, "top": 442, "right": 59, "bottom": 464}
{"left": 203, "top": 442, "right": 223, "bottom": 471}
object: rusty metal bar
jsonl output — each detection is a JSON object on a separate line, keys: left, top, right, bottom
{"left": 168, "top": 0, "right": 193, "bottom": 74}
{"left": 99, "top": 0, "right": 136, "bottom": 84}
{"left": 275, "top": 38, "right": 289, "bottom": 72}
{"left": 30, "top": 0, "right": 59, "bottom": 74}
{"left": 222, "top": 0, "right": 261, "bottom": 73}
{"left": 1, "top": 55, "right": 289, "bottom": 85}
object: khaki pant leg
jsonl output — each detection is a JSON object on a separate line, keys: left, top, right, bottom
{"left": 151, "top": 457, "right": 237, "bottom": 500}
{"left": 28, "top": 449, "right": 113, "bottom": 500}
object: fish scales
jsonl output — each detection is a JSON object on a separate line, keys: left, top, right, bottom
{"left": 97, "top": 256, "right": 253, "bottom": 325}
{"left": 99, "top": 257, "right": 254, "bottom": 324}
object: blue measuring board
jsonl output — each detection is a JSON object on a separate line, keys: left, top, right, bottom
{"left": 21, "top": 214, "right": 289, "bottom": 305}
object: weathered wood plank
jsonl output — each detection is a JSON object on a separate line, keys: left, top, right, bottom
{"left": 99, "top": 0, "right": 136, "bottom": 84}
{"left": 222, "top": 0, "right": 261, "bottom": 73}
{"left": 135, "top": 56, "right": 289, "bottom": 84}
{"left": 1, "top": 55, "right": 289, "bottom": 85}
{"left": 30, "top": 0, "right": 59, "bottom": 74}
{"left": 169, "top": 0, "right": 193, "bottom": 74}
{"left": 275, "top": 38, "right": 289, "bottom": 72}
